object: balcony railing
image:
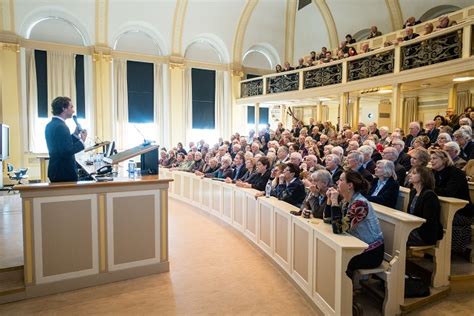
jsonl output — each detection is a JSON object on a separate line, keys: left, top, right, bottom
{"left": 240, "top": 20, "right": 473, "bottom": 99}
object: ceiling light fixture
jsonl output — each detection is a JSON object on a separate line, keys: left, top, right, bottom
{"left": 453, "top": 77, "right": 474, "bottom": 82}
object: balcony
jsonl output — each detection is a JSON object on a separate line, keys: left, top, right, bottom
{"left": 239, "top": 20, "right": 473, "bottom": 100}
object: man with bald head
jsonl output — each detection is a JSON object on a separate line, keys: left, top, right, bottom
{"left": 405, "top": 121, "right": 422, "bottom": 151}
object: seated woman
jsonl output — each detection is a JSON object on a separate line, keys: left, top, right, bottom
{"left": 235, "top": 156, "right": 271, "bottom": 191}
{"left": 272, "top": 163, "right": 306, "bottom": 208}
{"left": 203, "top": 156, "right": 233, "bottom": 179}
{"left": 406, "top": 166, "right": 443, "bottom": 246}
{"left": 239, "top": 157, "right": 257, "bottom": 182}
{"left": 298, "top": 169, "right": 333, "bottom": 219}
{"left": 430, "top": 149, "right": 473, "bottom": 258}
{"left": 161, "top": 150, "right": 176, "bottom": 168}
{"left": 366, "top": 159, "right": 400, "bottom": 208}
{"left": 326, "top": 170, "right": 384, "bottom": 277}
{"left": 404, "top": 148, "right": 430, "bottom": 187}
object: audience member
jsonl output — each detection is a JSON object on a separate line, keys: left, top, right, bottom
{"left": 272, "top": 163, "right": 306, "bottom": 207}
{"left": 403, "top": 16, "right": 421, "bottom": 28}
{"left": 326, "top": 170, "right": 384, "bottom": 278}
{"left": 403, "top": 28, "right": 420, "bottom": 41}
{"left": 345, "top": 34, "right": 356, "bottom": 44}
{"left": 453, "top": 129, "right": 474, "bottom": 161}
{"left": 382, "top": 147, "right": 406, "bottom": 186}
{"left": 424, "top": 22, "right": 434, "bottom": 35}
{"left": 367, "top": 26, "right": 382, "bottom": 39}
{"left": 436, "top": 16, "right": 450, "bottom": 30}
{"left": 444, "top": 141, "right": 467, "bottom": 169}
{"left": 366, "top": 160, "right": 399, "bottom": 208}
{"left": 406, "top": 166, "right": 443, "bottom": 246}
{"left": 300, "top": 170, "right": 333, "bottom": 219}
{"left": 236, "top": 156, "right": 271, "bottom": 191}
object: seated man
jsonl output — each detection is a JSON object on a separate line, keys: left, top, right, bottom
{"left": 272, "top": 163, "right": 306, "bottom": 208}
{"left": 403, "top": 28, "right": 420, "bottom": 41}
{"left": 367, "top": 26, "right": 382, "bottom": 39}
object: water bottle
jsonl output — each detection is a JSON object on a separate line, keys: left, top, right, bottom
{"left": 265, "top": 180, "right": 272, "bottom": 198}
{"left": 128, "top": 160, "right": 136, "bottom": 178}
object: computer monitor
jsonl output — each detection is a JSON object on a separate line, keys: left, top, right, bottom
{"left": 105, "top": 141, "right": 115, "bottom": 158}
{"left": 0, "top": 124, "right": 10, "bottom": 160}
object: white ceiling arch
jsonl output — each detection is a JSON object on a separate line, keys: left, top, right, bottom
{"left": 19, "top": 5, "right": 92, "bottom": 46}
{"left": 111, "top": 21, "right": 168, "bottom": 56}
{"left": 184, "top": 33, "right": 230, "bottom": 64}
{"left": 243, "top": 43, "right": 280, "bottom": 69}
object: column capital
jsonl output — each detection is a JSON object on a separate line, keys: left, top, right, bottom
{"left": 0, "top": 42, "right": 19, "bottom": 53}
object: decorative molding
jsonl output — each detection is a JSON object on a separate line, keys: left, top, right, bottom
{"left": 171, "top": 0, "right": 188, "bottom": 56}
{"left": 232, "top": 0, "right": 259, "bottom": 65}
{"left": 95, "top": 0, "right": 109, "bottom": 45}
{"left": 312, "top": 0, "right": 338, "bottom": 50}
{"left": 93, "top": 52, "right": 112, "bottom": 63}
{"left": 285, "top": 0, "right": 297, "bottom": 64}
{"left": 0, "top": 41, "right": 19, "bottom": 52}
{"left": 169, "top": 61, "right": 185, "bottom": 70}
{"left": 385, "top": 0, "right": 403, "bottom": 31}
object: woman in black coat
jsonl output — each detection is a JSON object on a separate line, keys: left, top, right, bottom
{"left": 406, "top": 166, "right": 443, "bottom": 246}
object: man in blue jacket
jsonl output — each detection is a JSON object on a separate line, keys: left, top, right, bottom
{"left": 45, "top": 96, "right": 87, "bottom": 182}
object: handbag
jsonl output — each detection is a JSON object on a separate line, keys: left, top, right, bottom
{"left": 404, "top": 275, "right": 430, "bottom": 298}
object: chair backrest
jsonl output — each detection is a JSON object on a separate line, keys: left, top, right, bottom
{"left": 7, "top": 163, "right": 13, "bottom": 172}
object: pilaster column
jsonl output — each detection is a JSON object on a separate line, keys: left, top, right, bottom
{"left": 352, "top": 97, "right": 360, "bottom": 129}
{"left": 231, "top": 69, "right": 246, "bottom": 134}
{"left": 448, "top": 84, "right": 458, "bottom": 113}
{"left": 339, "top": 92, "right": 349, "bottom": 130}
{"left": 0, "top": 42, "right": 22, "bottom": 169}
{"left": 169, "top": 60, "right": 186, "bottom": 146}
{"left": 254, "top": 103, "right": 260, "bottom": 134}
{"left": 92, "top": 48, "right": 113, "bottom": 142}
{"left": 391, "top": 84, "right": 401, "bottom": 130}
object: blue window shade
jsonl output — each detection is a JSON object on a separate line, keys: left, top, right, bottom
{"left": 127, "top": 61, "right": 154, "bottom": 123}
{"left": 192, "top": 68, "right": 215, "bottom": 129}
{"left": 247, "top": 106, "right": 269, "bottom": 124}
{"left": 35, "top": 50, "right": 48, "bottom": 118}
{"left": 75, "top": 55, "right": 85, "bottom": 118}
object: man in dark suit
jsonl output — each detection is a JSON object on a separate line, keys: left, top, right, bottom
{"left": 382, "top": 147, "right": 406, "bottom": 186}
{"left": 405, "top": 121, "right": 422, "bottom": 151}
{"left": 454, "top": 129, "right": 474, "bottom": 161}
{"left": 424, "top": 120, "right": 439, "bottom": 144}
{"left": 403, "top": 28, "right": 420, "bottom": 41}
{"left": 391, "top": 139, "right": 412, "bottom": 170}
{"left": 45, "top": 96, "right": 87, "bottom": 182}
{"left": 347, "top": 152, "right": 374, "bottom": 185}
{"left": 325, "top": 154, "right": 343, "bottom": 183}
{"left": 272, "top": 163, "right": 306, "bottom": 208}
{"left": 230, "top": 152, "right": 247, "bottom": 181}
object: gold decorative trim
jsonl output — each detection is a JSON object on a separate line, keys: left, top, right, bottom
{"left": 99, "top": 194, "right": 106, "bottom": 272}
{"left": 171, "top": 0, "right": 188, "bottom": 56}
{"left": 93, "top": 52, "right": 113, "bottom": 63}
{"left": 312, "top": 0, "right": 338, "bottom": 50}
{"left": 385, "top": 0, "right": 404, "bottom": 31}
{"left": 232, "top": 0, "right": 259, "bottom": 65}
{"left": 169, "top": 61, "right": 185, "bottom": 70}
{"left": 0, "top": 42, "right": 19, "bottom": 52}
{"left": 161, "top": 189, "right": 168, "bottom": 262}
{"left": 23, "top": 200, "right": 33, "bottom": 284}
{"left": 285, "top": 0, "right": 297, "bottom": 63}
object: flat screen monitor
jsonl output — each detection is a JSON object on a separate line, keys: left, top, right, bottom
{"left": 0, "top": 124, "right": 9, "bottom": 160}
{"left": 105, "top": 141, "right": 115, "bottom": 158}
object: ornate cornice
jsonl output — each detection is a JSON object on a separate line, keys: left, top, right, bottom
{"left": 93, "top": 52, "right": 112, "bottom": 63}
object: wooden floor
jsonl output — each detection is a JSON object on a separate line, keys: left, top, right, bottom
{"left": 0, "top": 195, "right": 473, "bottom": 315}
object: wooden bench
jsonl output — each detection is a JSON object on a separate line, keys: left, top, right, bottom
{"left": 397, "top": 187, "right": 468, "bottom": 288}
{"left": 163, "top": 170, "right": 368, "bottom": 315}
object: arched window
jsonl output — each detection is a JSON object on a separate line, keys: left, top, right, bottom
{"left": 420, "top": 5, "right": 461, "bottom": 21}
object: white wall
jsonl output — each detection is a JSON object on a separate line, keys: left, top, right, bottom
{"left": 358, "top": 98, "right": 379, "bottom": 125}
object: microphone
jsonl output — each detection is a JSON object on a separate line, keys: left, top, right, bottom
{"left": 73, "top": 115, "right": 83, "bottom": 132}
{"left": 133, "top": 125, "right": 152, "bottom": 145}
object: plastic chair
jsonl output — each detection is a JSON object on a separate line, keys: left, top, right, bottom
{"left": 6, "top": 163, "right": 28, "bottom": 192}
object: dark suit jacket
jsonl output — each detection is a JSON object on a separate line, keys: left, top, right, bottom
{"left": 45, "top": 117, "right": 84, "bottom": 182}
{"left": 328, "top": 165, "right": 343, "bottom": 183}
{"left": 425, "top": 128, "right": 439, "bottom": 144}
{"left": 409, "top": 188, "right": 443, "bottom": 245}
{"left": 394, "top": 163, "right": 407, "bottom": 187}
{"left": 301, "top": 193, "right": 327, "bottom": 218}
{"left": 364, "top": 160, "right": 376, "bottom": 174}
{"left": 433, "top": 166, "right": 472, "bottom": 217}
{"left": 248, "top": 169, "right": 271, "bottom": 191}
{"left": 357, "top": 166, "right": 374, "bottom": 186}
{"left": 403, "top": 33, "right": 420, "bottom": 41}
{"left": 232, "top": 164, "right": 248, "bottom": 181}
{"left": 397, "top": 151, "right": 412, "bottom": 170}
{"left": 405, "top": 133, "right": 421, "bottom": 151}
{"left": 273, "top": 178, "right": 306, "bottom": 208}
{"left": 366, "top": 177, "right": 399, "bottom": 208}
{"left": 460, "top": 140, "right": 474, "bottom": 161}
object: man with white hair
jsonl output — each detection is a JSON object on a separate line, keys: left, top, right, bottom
{"left": 379, "top": 126, "right": 390, "bottom": 145}
{"left": 453, "top": 129, "right": 474, "bottom": 161}
{"left": 358, "top": 145, "right": 375, "bottom": 174}
{"left": 368, "top": 122, "right": 381, "bottom": 138}
{"left": 331, "top": 146, "right": 344, "bottom": 161}
{"left": 405, "top": 121, "right": 422, "bottom": 150}
{"left": 382, "top": 147, "right": 406, "bottom": 186}
{"left": 303, "top": 154, "right": 318, "bottom": 172}
{"left": 459, "top": 117, "right": 472, "bottom": 127}
{"left": 289, "top": 152, "right": 303, "bottom": 167}
{"left": 276, "top": 145, "right": 290, "bottom": 164}
{"left": 346, "top": 151, "right": 373, "bottom": 184}
{"left": 444, "top": 141, "right": 467, "bottom": 169}
{"left": 346, "top": 140, "right": 359, "bottom": 155}
{"left": 325, "top": 154, "right": 343, "bottom": 183}
{"left": 391, "top": 139, "right": 411, "bottom": 170}
{"left": 424, "top": 120, "right": 439, "bottom": 144}
{"left": 359, "top": 126, "right": 369, "bottom": 144}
